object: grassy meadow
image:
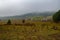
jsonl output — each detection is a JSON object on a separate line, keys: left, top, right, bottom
{"left": 0, "top": 20, "right": 60, "bottom": 40}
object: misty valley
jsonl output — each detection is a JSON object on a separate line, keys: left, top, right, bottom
{"left": 0, "top": 11, "right": 60, "bottom": 40}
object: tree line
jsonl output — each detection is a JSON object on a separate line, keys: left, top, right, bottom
{"left": 7, "top": 10, "right": 60, "bottom": 25}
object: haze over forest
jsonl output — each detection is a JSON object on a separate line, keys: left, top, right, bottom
{"left": 0, "top": 0, "right": 60, "bottom": 17}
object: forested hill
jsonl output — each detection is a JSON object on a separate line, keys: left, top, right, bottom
{"left": 0, "top": 12, "right": 55, "bottom": 20}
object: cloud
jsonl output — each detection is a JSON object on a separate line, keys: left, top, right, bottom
{"left": 0, "top": 0, "right": 59, "bottom": 16}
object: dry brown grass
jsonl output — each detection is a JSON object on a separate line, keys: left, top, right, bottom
{"left": 0, "top": 20, "right": 60, "bottom": 40}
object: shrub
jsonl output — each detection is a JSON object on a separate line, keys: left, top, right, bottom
{"left": 22, "top": 19, "right": 25, "bottom": 23}
{"left": 7, "top": 19, "right": 11, "bottom": 25}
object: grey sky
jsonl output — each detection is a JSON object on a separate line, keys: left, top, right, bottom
{"left": 0, "top": 0, "right": 59, "bottom": 17}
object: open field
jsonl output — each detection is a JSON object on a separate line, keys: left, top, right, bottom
{"left": 0, "top": 20, "right": 60, "bottom": 40}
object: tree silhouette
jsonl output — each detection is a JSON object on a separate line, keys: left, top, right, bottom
{"left": 53, "top": 10, "right": 60, "bottom": 23}
{"left": 7, "top": 19, "right": 11, "bottom": 25}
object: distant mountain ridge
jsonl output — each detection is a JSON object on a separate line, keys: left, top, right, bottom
{"left": 0, "top": 12, "right": 55, "bottom": 20}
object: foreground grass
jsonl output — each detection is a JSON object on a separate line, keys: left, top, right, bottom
{"left": 0, "top": 21, "right": 60, "bottom": 40}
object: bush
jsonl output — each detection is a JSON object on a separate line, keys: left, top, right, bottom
{"left": 22, "top": 19, "right": 25, "bottom": 23}
{"left": 7, "top": 19, "right": 11, "bottom": 25}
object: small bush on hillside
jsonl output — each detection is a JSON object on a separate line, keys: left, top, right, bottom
{"left": 22, "top": 19, "right": 25, "bottom": 23}
{"left": 7, "top": 19, "right": 11, "bottom": 25}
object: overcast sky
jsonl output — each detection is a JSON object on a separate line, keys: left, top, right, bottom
{"left": 0, "top": 0, "right": 60, "bottom": 17}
